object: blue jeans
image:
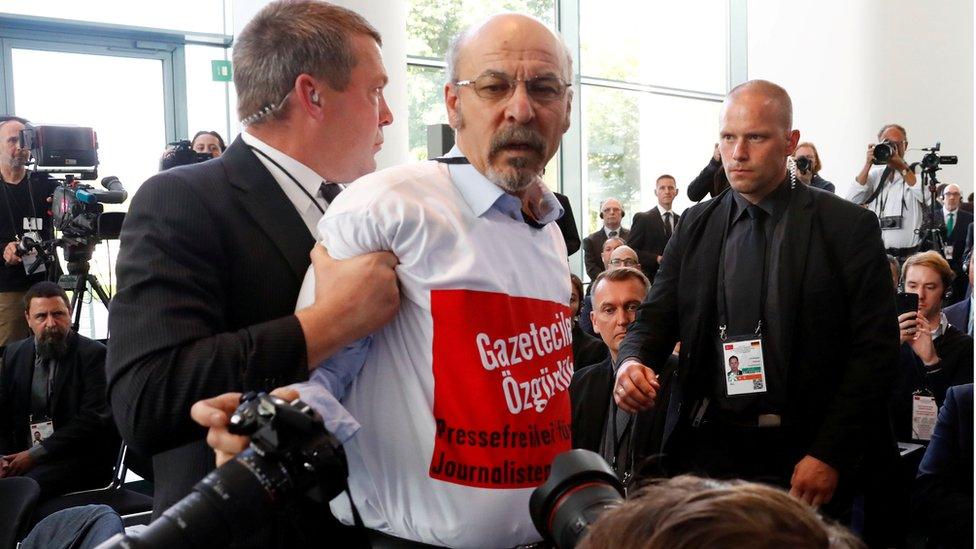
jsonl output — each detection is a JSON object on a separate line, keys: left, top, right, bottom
{"left": 20, "top": 504, "right": 124, "bottom": 549}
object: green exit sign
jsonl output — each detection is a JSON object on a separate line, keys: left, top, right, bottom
{"left": 212, "top": 60, "right": 232, "bottom": 82}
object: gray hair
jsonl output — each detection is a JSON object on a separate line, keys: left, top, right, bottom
{"left": 233, "top": 0, "right": 382, "bottom": 126}
{"left": 445, "top": 13, "right": 574, "bottom": 83}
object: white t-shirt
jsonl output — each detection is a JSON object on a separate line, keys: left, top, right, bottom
{"left": 296, "top": 152, "right": 573, "bottom": 547}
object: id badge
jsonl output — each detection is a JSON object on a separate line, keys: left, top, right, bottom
{"left": 911, "top": 392, "right": 938, "bottom": 441}
{"left": 722, "top": 336, "right": 767, "bottom": 396}
{"left": 945, "top": 245, "right": 954, "bottom": 261}
{"left": 29, "top": 417, "right": 54, "bottom": 446}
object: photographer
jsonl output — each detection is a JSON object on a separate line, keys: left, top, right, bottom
{"left": 686, "top": 143, "right": 729, "bottom": 202}
{"left": 0, "top": 116, "right": 58, "bottom": 347}
{"left": 190, "top": 130, "right": 226, "bottom": 158}
{"left": 793, "top": 141, "right": 835, "bottom": 193}
{"left": 847, "top": 123, "right": 923, "bottom": 261}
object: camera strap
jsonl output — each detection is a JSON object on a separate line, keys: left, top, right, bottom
{"left": 862, "top": 166, "right": 893, "bottom": 208}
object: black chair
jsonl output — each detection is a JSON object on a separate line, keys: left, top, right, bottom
{"left": 0, "top": 476, "right": 40, "bottom": 548}
{"left": 31, "top": 444, "right": 153, "bottom": 528}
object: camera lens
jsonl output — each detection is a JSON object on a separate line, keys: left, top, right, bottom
{"left": 530, "top": 450, "right": 625, "bottom": 549}
{"left": 795, "top": 156, "right": 812, "bottom": 173}
{"left": 873, "top": 142, "right": 894, "bottom": 164}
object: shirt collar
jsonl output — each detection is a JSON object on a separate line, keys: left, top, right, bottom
{"left": 444, "top": 145, "right": 564, "bottom": 225}
{"left": 730, "top": 178, "right": 791, "bottom": 223}
{"left": 932, "top": 312, "right": 949, "bottom": 338}
{"left": 657, "top": 205, "right": 673, "bottom": 216}
{"left": 241, "top": 131, "right": 325, "bottom": 205}
{"left": 944, "top": 206, "right": 958, "bottom": 217}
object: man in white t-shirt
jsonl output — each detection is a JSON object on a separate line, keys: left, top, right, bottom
{"left": 195, "top": 12, "right": 576, "bottom": 548}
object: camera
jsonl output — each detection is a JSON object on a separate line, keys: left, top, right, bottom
{"left": 880, "top": 215, "right": 904, "bottom": 230}
{"left": 159, "top": 140, "right": 212, "bottom": 171}
{"left": 96, "top": 392, "right": 348, "bottom": 549}
{"left": 919, "top": 142, "right": 957, "bottom": 172}
{"left": 795, "top": 156, "right": 813, "bottom": 174}
{"left": 872, "top": 140, "right": 897, "bottom": 165}
{"left": 530, "top": 449, "right": 625, "bottom": 549}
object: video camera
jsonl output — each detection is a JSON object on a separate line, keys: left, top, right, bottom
{"left": 15, "top": 124, "right": 127, "bottom": 267}
{"left": 97, "top": 392, "right": 348, "bottom": 548}
{"left": 159, "top": 140, "right": 211, "bottom": 171}
{"left": 919, "top": 142, "right": 957, "bottom": 173}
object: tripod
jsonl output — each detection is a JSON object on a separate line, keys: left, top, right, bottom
{"left": 915, "top": 167, "right": 946, "bottom": 255}
{"left": 59, "top": 257, "right": 112, "bottom": 333}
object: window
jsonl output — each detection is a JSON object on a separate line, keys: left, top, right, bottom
{"left": 578, "top": 0, "right": 729, "bottom": 244}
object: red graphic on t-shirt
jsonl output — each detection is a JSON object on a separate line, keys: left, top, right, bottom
{"left": 429, "top": 289, "right": 573, "bottom": 489}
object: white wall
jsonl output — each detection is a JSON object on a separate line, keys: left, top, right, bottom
{"left": 748, "top": 0, "right": 974, "bottom": 198}
{"left": 230, "top": 0, "right": 409, "bottom": 169}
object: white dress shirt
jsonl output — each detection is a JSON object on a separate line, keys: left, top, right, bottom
{"left": 846, "top": 165, "right": 924, "bottom": 249}
{"left": 240, "top": 131, "right": 333, "bottom": 239}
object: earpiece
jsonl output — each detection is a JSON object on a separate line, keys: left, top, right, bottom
{"left": 310, "top": 91, "right": 320, "bottom": 105}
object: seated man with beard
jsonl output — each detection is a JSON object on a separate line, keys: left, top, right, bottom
{"left": 0, "top": 281, "right": 118, "bottom": 500}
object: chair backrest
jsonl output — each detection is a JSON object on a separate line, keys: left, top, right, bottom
{"left": 0, "top": 477, "right": 41, "bottom": 549}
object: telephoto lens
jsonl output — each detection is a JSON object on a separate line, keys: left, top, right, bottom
{"left": 95, "top": 393, "right": 348, "bottom": 549}
{"left": 529, "top": 449, "right": 625, "bottom": 549}
{"left": 872, "top": 141, "right": 895, "bottom": 165}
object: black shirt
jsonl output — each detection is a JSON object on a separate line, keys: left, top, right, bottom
{"left": 714, "top": 178, "right": 792, "bottom": 417}
{"left": 0, "top": 172, "right": 57, "bottom": 292}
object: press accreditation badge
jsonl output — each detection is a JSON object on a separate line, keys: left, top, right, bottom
{"left": 911, "top": 393, "right": 938, "bottom": 441}
{"left": 944, "top": 245, "right": 954, "bottom": 261}
{"left": 29, "top": 418, "right": 53, "bottom": 447}
{"left": 722, "top": 337, "right": 767, "bottom": 396}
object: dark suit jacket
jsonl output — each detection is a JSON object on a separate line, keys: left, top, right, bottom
{"left": 913, "top": 383, "right": 973, "bottom": 548}
{"left": 617, "top": 183, "right": 899, "bottom": 474}
{"left": 808, "top": 174, "right": 835, "bottom": 194}
{"left": 890, "top": 327, "right": 973, "bottom": 441}
{"left": 627, "top": 208, "right": 679, "bottom": 282}
{"left": 570, "top": 355, "right": 677, "bottom": 479}
{"left": 0, "top": 333, "right": 117, "bottom": 468}
{"left": 554, "top": 192, "right": 581, "bottom": 256}
{"left": 106, "top": 137, "right": 315, "bottom": 514}
{"left": 945, "top": 298, "right": 971, "bottom": 334}
{"left": 582, "top": 226, "right": 630, "bottom": 281}
{"left": 939, "top": 208, "right": 973, "bottom": 305}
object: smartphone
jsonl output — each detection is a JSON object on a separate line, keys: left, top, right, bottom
{"left": 896, "top": 292, "right": 919, "bottom": 315}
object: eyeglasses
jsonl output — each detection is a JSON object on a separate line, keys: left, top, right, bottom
{"left": 454, "top": 73, "right": 571, "bottom": 103}
{"left": 609, "top": 258, "right": 640, "bottom": 267}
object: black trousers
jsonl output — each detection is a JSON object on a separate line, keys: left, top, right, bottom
{"left": 665, "top": 419, "right": 854, "bottom": 522}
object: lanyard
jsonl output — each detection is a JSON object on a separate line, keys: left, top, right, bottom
{"left": 877, "top": 171, "right": 907, "bottom": 218}
{"left": 247, "top": 145, "right": 325, "bottom": 215}
{"left": 609, "top": 403, "right": 635, "bottom": 486}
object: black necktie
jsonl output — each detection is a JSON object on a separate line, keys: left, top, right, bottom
{"left": 664, "top": 212, "right": 673, "bottom": 238}
{"left": 608, "top": 230, "right": 617, "bottom": 238}
{"left": 726, "top": 205, "right": 766, "bottom": 333}
{"left": 320, "top": 182, "right": 342, "bottom": 205}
